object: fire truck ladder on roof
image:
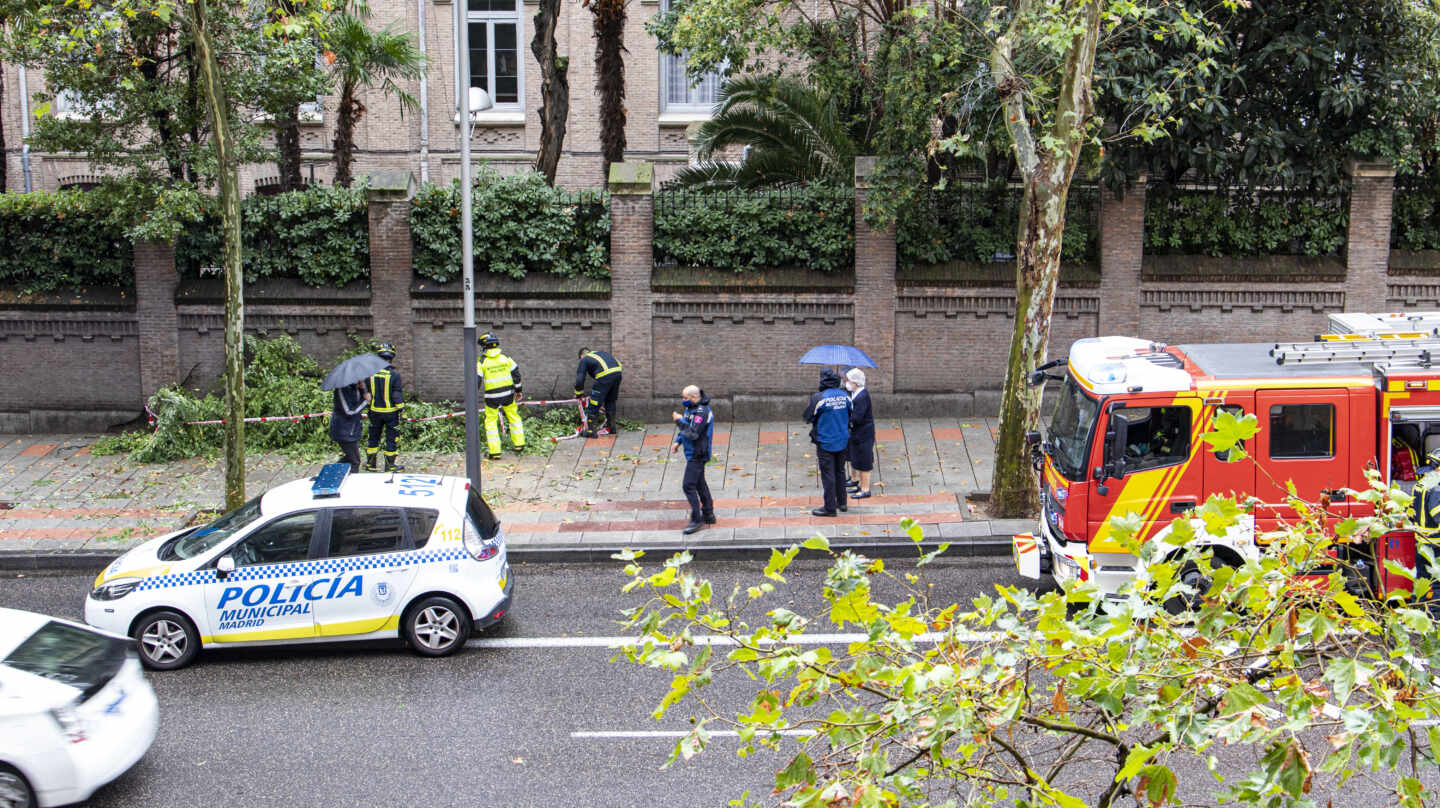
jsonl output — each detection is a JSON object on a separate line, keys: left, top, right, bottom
{"left": 1271, "top": 339, "right": 1440, "bottom": 366}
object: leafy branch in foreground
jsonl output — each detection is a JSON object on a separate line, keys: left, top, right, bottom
{"left": 617, "top": 477, "right": 1440, "bottom": 807}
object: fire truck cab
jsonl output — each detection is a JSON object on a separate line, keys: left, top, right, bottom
{"left": 1013, "top": 312, "right": 1440, "bottom": 600}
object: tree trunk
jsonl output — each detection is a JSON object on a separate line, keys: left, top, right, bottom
{"left": 332, "top": 80, "right": 359, "bottom": 188}
{"left": 531, "top": 0, "right": 569, "bottom": 185}
{"left": 188, "top": 0, "right": 246, "bottom": 509}
{"left": 589, "top": 0, "right": 626, "bottom": 176}
{"left": 987, "top": 0, "right": 1101, "bottom": 518}
{"left": 275, "top": 105, "right": 303, "bottom": 191}
{"left": 992, "top": 174, "right": 1070, "bottom": 516}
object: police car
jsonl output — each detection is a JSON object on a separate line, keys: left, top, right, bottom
{"left": 83, "top": 466, "right": 512, "bottom": 670}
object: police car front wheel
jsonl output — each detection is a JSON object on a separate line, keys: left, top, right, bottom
{"left": 404, "top": 596, "right": 471, "bottom": 657}
{"left": 133, "top": 610, "right": 200, "bottom": 670}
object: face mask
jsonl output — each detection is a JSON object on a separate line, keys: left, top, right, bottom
{"left": 681, "top": 397, "right": 693, "bottom": 407}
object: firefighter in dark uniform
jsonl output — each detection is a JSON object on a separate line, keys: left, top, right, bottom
{"left": 1413, "top": 448, "right": 1440, "bottom": 599}
{"left": 365, "top": 342, "right": 405, "bottom": 471}
{"left": 574, "top": 347, "right": 623, "bottom": 438}
{"left": 476, "top": 332, "right": 525, "bottom": 459}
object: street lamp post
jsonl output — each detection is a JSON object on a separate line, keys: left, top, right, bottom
{"left": 454, "top": 5, "right": 493, "bottom": 490}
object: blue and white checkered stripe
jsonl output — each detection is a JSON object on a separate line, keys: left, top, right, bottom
{"left": 134, "top": 546, "right": 469, "bottom": 593}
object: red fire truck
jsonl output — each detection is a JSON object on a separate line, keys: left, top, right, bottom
{"left": 1011, "top": 312, "right": 1440, "bottom": 600}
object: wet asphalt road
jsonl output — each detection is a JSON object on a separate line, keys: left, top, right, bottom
{"left": 4, "top": 558, "right": 1438, "bottom": 807}
{"left": 2, "top": 557, "right": 1027, "bottom": 808}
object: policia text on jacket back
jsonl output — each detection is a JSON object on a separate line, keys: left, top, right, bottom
{"left": 574, "top": 347, "right": 622, "bottom": 438}
{"left": 365, "top": 343, "right": 405, "bottom": 471}
{"left": 477, "top": 333, "right": 526, "bottom": 458}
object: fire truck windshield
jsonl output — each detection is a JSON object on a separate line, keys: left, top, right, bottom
{"left": 1047, "top": 377, "right": 1101, "bottom": 481}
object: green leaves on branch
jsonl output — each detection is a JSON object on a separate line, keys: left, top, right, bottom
{"left": 618, "top": 484, "right": 1440, "bottom": 808}
{"left": 409, "top": 171, "right": 610, "bottom": 282}
{"left": 0, "top": 190, "right": 132, "bottom": 292}
{"left": 653, "top": 185, "right": 854, "bottom": 273}
{"left": 176, "top": 186, "right": 370, "bottom": 287}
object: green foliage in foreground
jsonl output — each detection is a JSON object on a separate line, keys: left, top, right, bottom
{"left": 91, "top": 335, "right": 598, "bottom": 462}
{"left": 618, "top": 413, "right": 1440, "bottom": 807}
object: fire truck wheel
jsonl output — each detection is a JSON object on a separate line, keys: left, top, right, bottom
{"left": 1163, "top": 561, "right": 1213, "bottom": 615}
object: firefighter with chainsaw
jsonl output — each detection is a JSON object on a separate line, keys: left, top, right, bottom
{"left": 476, "top": 333, "right": 525, "bottom": 459}
{"left": 365, "top": 342, "right": 405, "bottom": 471}
{"left": 574, "top": 347, "right": 623, "bottom": 438}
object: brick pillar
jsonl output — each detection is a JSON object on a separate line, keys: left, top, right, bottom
{"left": 853, "top": 157, "right": 895, "bottom": 392}
{"left": 1097, "top": 174, "right": 1146, "bottom": 337}
{"left": 366, "top": 172, "right": 417, "bottom": 385}
{"left": 134, "top": 240, "right": 179, "bottom": 399}
{"left": 1344, "top": 158, "right": 1396, "bottom": 313}
{"left": 608, "top": 162, "right": 654, "bottom": 400}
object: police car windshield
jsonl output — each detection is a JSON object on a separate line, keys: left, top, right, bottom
{"left": 168, "top": 497, "right": 263, "bottom": 560}
{"left": 1047, "top": 378, "right": 1100, "bottom": 482}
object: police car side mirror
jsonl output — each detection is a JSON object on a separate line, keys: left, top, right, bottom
{"left": 217, "top": 555, "right": 235, "bottom": 578}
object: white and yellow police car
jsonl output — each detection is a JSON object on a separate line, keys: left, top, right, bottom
{"left": 83, "top": 466, "right": 512, "bottom": 670}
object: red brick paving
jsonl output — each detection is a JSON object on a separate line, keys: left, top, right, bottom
{"left": 641, "top": 434, "right": 671, "bottom": 447}
{"left": 711, "top": 433, "right": 730, "bottom": 445}
{"left": 874, "top": 428, "right": 903, "bottom": 442}
{"left": 758, "top": 431, "right": 787, "bottom": 445}
{"left": 19, "top": 443, "right": 56, "bottom": 457}
{"left": 932, "top": 428, "right": 966, "bottom": 441}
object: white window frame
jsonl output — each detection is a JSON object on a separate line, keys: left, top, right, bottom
{"left": 466, "top": 0, "right": 525, "bottom": 114}
{"left": 658, "top": 0, "right": 723, "bottom": 116}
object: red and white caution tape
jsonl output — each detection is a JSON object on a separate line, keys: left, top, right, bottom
{"left": 174, "top": 397, "right": 588, "bottom": 428}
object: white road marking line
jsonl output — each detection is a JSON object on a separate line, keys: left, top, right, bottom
{"left": 571, "top": 730, "right": 815, "bottom": 739}
{"left": 467, "top": 630, "right": 998, "bottom": 649}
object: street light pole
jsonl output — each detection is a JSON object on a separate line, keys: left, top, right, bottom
{"left": 455, "top": 1, "right": 483, "bottom": 490}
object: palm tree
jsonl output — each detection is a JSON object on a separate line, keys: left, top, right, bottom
{"left": 584, "top": 0, "right": 626, "bottom": 176}
{"left": 670, "top": 75, "right": 859, "bottom": 189}
{"left": 327, "top": 6, "right": 424, "bottom": 187}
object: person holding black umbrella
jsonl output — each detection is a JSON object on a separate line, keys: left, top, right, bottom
{"left": 331, "top": 382, "right": 370, "bottom": 472}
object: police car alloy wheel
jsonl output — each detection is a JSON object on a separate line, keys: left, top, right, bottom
{"left": 0, "top": 765, "right": 35, "bottom": 808}
{"left": 404, "top": 596, "right": 471, "bottom": 657}
{"left": 133, "top": 610, "right": 200, "bottom": 670}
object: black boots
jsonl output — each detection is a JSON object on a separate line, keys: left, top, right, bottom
{"left": 683, "top": 521, "right": 704, "bottom": 534}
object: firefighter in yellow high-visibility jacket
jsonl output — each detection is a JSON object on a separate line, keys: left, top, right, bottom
{"left": 476, "top": 333, "right": 525, "bottom": 459}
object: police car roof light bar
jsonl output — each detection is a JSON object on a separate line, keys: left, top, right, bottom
{"left": 311, "top": 463, "right": 351, "bottom": 498}
{"left": 1271, "top": 339, "right": 1440, "bottom": 366}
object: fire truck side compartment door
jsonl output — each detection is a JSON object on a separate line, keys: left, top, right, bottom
{"left": 1254, "top": 389, "right": 1349, "bottom": 524}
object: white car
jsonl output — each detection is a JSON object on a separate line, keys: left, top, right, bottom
{"left": 0, "top": 607, "right": 159, "bottom": 808}
{"left": 84, "top": 468, "right": 513, "bottom": 670}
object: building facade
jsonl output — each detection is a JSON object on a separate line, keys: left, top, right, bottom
{"left": 0, "top": 0, "right": 720, "bottom": 194}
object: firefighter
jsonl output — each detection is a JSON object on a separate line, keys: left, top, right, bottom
{"left": 574, "top": 347, "right": 623, "bottom": 438}
{"left": 1414, "top": 449, "right": 1440, "bottom": 592}
{"left": 365, "top": 343, "right": 405, "bottom": 472}
{"left": 477, "top": 332, "right": 525, "bottom": 459}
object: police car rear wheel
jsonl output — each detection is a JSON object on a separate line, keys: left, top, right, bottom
{"left": 133, "top": 610, "right": 200, "bottom": 670}
{"left": 0, "top": 765, "right": 35, "bottom": 808}
{"left": 404, "top": 596, "right": 470, "bottom": 657}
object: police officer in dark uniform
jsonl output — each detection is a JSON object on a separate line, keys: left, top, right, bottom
{"left": 364, "top": 343, "right": 405, "bottom": 471}
{"left": 574, "top": 347, "right": 623, "bottom": 438}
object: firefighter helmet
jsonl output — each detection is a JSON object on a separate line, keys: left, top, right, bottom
{"left": 478, "top": 332, "right": 499, "bottom": 350}
{"left": 376, "top": 342, "right": 396, "bottom": 360}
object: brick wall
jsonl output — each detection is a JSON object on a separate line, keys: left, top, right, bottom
{"left": 0, "top": 160, "right": 1420, "bottom": 429}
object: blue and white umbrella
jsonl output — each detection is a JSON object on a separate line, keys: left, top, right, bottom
{"left": 798, "top": 345, "right": 878, "bottom": 368}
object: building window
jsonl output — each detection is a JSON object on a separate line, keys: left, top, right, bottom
{"left": 468, "top": 0, "right": 522, "bottom": 109}
{"left": 659, "top": 0, "right": 722, "bottom": 113}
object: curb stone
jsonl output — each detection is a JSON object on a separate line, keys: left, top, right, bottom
{"left": 0, "top": 536, "right": 1016, "bottom": 572}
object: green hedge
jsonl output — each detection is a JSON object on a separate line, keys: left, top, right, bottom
{"left": 0, "top": 190, "right": 133, "bottom": 291}
{"left": 895, "top": 182, "right": 1097, "bottom": 269}
{"left": 1393, "top": 180, "right": 1440, "bottom": 251}
{"left": 176, "top": 186, "right": 370, "bottom": 286}
{"left": 1145, "top": 187, "right": 1348, "bottom": 257}
{"left": 410, "top": 171, "right": 610, "bottom": 281}
{"left": 652, "top": 185, "right": 854, "bottom": 273}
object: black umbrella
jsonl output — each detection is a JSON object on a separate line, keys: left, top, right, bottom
{"left": 322, "top": 353, "right": 388, "bottom": 391}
